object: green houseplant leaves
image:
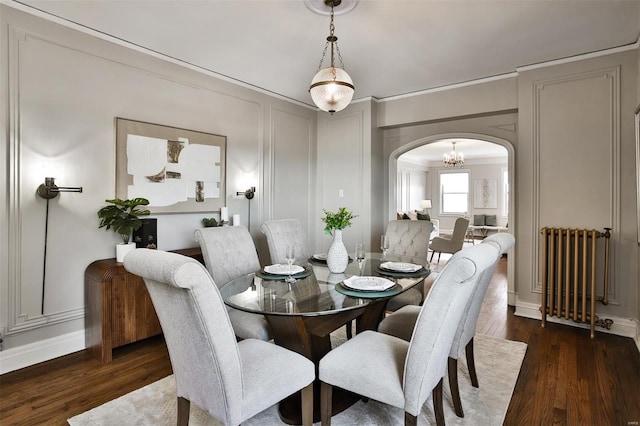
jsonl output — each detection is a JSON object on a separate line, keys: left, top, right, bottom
{"left": 321, "top": 207, "right": 357, "bottom": 235}
{"left": 97, "top": 198, "right": 151, "bottom": 244}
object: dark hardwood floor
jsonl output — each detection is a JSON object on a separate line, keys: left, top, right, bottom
{"left": 1, "top": 257, "right": 638, "bottom": 425}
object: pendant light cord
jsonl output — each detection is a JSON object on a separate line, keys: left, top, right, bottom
{"left": 41, "top": 198, "right": 50, "bottom": 315}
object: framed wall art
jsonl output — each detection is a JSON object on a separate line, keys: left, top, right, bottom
{"left": 116, "top": 118, "right": 226, "bottom": 214}
{"left": 473, "top": 178, "right": 498, "bottom": 209}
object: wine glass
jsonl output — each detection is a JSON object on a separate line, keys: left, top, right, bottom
{"left": 285, "top": 245, "right": 296, "bottom": 283}
{"left": 355, "top": 242, "right": 365, "bottom": 275}
{"left": 380, "top": 235, "right": 389, "bottom": 261}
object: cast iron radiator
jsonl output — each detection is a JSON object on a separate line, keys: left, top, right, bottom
{"left": 539, "top": 227, "right": 612, "bottom": 338}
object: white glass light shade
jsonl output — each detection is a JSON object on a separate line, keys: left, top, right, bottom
{"left": 309, "top": 67, "right": 354, "bottom": 113}
{"left": 420, "top": 199, "right": 432, "bottom": 209}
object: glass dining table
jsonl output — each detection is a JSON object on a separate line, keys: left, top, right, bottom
{"left": 219, "top": 254, "right": 430, "bottom": 425}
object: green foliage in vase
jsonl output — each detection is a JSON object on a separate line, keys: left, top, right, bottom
{"left": 321, "top": 207, "right": 357, "bottom": 235}
{"left": 97, "top": 198, "right": 151, "bottom": 244}
{"left": 202, "top": 217, "right": 223, "bottom": 227}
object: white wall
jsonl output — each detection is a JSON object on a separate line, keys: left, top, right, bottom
{"left": 397, "top": 160, "right": 429, "bottom": 213}
{"left": 0, "top": 6, "right": 317, "bottom": 362}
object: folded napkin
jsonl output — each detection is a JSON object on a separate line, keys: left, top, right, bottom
{"left": 380, "top": 261, "right": 423, "bottom": 273}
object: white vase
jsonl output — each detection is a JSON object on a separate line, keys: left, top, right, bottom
{"left": 326, "top": 229, "right": 349, "bottom": 273}
{"left": 116, "top": 242, "right": 136, "bottom": 263}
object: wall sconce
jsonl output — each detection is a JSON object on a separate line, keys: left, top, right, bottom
{"left": 36, "top": 177, "right": 83, "bottom": 199}
{"left": 236, "top": 186, "right": 256, "bottom": 200}
{"left": 236, "top": 186, "right": 256, "bottom": 231}
{"left": 36, "top": 176, "right": 83, "bottom": 316}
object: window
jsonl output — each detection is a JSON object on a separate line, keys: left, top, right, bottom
{"left": 439, "top": 171, "right": 469, "bottom": 214}
{"left": 502, "top": 168, "right": 509, "bottom": 217}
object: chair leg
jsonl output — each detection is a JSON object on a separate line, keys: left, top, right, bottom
{"left": 320, "top": 381, "right": 333, "bottom": 426}
{"left": 429, "top": 250, "right": 435, "bottom": 262}
{"left": 448, "top": 357, "right": 464, "bottom": 417}
{"left": 437, "top": 252, "right": 441, "bottom": 263}
{"left": 466, "top": 338, "right": 479, "bottom": 387}
{"left": 404, "top": 411, "right": 418, "bottom": 426}
{"left": 301, "top": 383, "right": 314, "bottom": 426}
{"left": 432, "top": 378, "right": 445, "bottom": 426}
{"left": 177, "top": 397, "right": 190, "bottom": 426}
{"left": 346, "top": 320, "right": 353, "bottom": 339}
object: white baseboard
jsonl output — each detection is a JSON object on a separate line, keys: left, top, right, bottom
{"left": 515, "top": 300, "right": 640, "bottom": 352}
{"left": 0, "top": 330, "right": 85, "bottom": 375}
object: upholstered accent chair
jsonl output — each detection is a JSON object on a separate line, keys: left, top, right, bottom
{"left": 318, "top": 243, "right": 498, "bottom": 426}
{"left": 429, "top": 217, "right": 470, "bottom": 263}
{"left": 194, "top": 226, "right": 272, "bottom": 341}
{"left": 124, "top": 249, "right": 314, "bottom": 426}
{"left": 384, "top": 220, "right": 434, "bottom": 311}
{"left": 261, "top": 219, "right": 311, "bottom": 266}
{"left": 378, "top": 233, "right": 514, "bottom": 418}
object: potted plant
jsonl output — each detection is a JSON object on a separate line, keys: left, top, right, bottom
{"left": 202, "top": 217, "right": 225, "bottom": 227}
{"left": 321, "top": 207, "right": 357, "bottom": 273}
{"left": 97, "top": 197, "right": 150, "bottom": 262}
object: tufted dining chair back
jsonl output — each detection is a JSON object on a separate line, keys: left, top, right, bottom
{"left": 385, "top": 220, "right": 434, "bottom": 264}
{"left": 194, "top": 225, "right": 260, "bottom": 287}
{"left": 194, "top": 225, "right": 272, "bottom": 341}
{"left": 124, "top": 249, "right": 314, "bottom": 426}
{"left": 261, "top": 219, "right": 311, "bottom": 265}
{"left": 384, "top": 220, "right": 434, "bottom": 311}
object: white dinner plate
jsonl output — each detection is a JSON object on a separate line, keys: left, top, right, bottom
{"left": 342, "top": 276, "right": 395, "bottom": 292}
{"left": 313, "top": 253, "right": 327, "bottom": 260}
{"left": 264, "top": 264, "right": 305, "bottom": 275}
{"left": 380, "top": 262, "right": 423, "bottom": 273}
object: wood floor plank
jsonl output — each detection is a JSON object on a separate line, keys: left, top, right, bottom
{"left": 0, "top": 257, "right": 638, "bottom": 426}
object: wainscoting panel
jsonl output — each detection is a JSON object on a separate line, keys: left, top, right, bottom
{"left": 532, "top": 67, "right": 620, "bottom": 303}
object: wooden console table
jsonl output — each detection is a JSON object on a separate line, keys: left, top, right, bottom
{"left": 84, "top": 247, "right": 203, "bottom": 363}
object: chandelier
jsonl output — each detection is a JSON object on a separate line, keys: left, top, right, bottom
{"left": 443, "top": 141, "right": 464, "bottom": 168}
{"left": 309, "top": 0, "right": 355, "bottom": 114}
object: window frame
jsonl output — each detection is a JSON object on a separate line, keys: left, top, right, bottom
{"left": 438, "top": 169, "right": 470, "bottom": 216}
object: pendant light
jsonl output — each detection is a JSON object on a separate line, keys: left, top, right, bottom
{"left": 309, "top": 0, "right": 355, "bottom": 114}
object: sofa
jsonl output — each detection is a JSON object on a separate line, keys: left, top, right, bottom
{"left": 396, "top": 210, "right": 439, "bottom": 240}
{"left": 467, "top": 214, "right": 507, "bottom": 239}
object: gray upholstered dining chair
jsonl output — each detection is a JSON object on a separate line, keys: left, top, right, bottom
{"left": 261, "top": 219, "right": 311, "bottom": 266}
{"left": 429, "top": 216, "right": 470, "bottom": 263}
{"left": 318, "top": 243, "right": 498, "bottom": 426}
{"left": 378, "top": 233, "right": 514, "bottom": 418}
{"left": 261, "top": 218, "right": 357, "bottom": 338}
{"left": 384, "top": 220, "right": 434, "bottom": 311}
{"left": 194, "top": 226, "right": 272, "bottom": 341}
{"left": 124, "top": 249, "right": 314, "bottom": 426}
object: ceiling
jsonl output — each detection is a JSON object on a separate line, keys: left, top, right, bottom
{"left": 399, "top": 138, "right": 508, "bottom": 165}
{"left": 11, "top": 0, "right": 639, "bottom": 110}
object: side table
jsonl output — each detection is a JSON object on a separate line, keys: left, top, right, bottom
{"left": 84, "top": 247, "right": 203, "bottom": 363}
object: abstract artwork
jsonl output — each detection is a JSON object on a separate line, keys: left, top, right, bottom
{"left": 473, "top": 178, "right": 497, "bottom": 209}
{"left": 116, "top": 118, "right": 226, "bottom": 213}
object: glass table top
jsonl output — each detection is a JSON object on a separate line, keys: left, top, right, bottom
{"left": 219, "top": 256, "right": 430, "bottom": 317}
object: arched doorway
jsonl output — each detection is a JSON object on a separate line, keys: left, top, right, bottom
{"left": 388, "top": 132, "right": 517, "bottom": 305}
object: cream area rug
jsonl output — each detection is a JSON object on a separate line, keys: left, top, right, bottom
{"left": 68, "top": 334, "right": 526, "bottom": 426}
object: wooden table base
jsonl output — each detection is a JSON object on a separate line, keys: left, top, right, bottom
{"left": 264, "top": 300, "right": 387, "bottom": 424}
{"left": 279, "top": 383, "right": 361, "bottom": 425}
